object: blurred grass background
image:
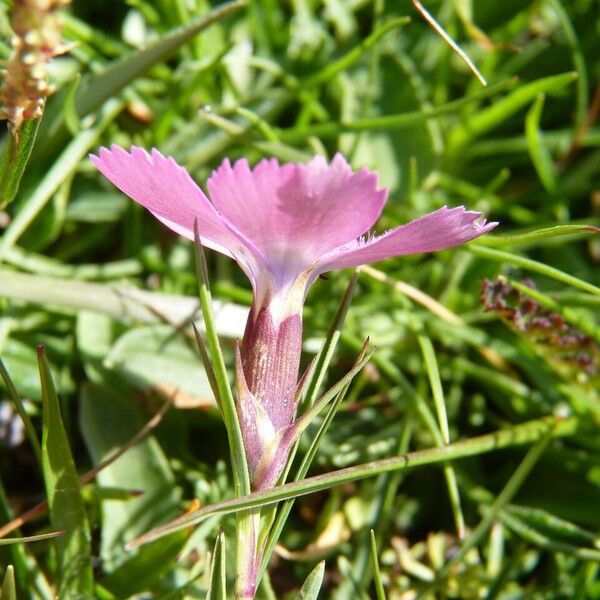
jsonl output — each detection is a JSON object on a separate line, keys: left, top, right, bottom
{"left": 0, "top": 0, "right": 599, "bottom": 598}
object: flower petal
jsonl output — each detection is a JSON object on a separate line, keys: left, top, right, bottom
{"left": 207, "top": 153, "right": 387, "bottom": 287}
{"left": 317, "top": 206, "right": 498, "bottom": 272}
{"left": 90, "top": 145, "right": 245, "bottom": 258}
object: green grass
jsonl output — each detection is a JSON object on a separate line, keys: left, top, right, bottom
{"left": 0, "top": 0, "right": 599, "bottom": 598}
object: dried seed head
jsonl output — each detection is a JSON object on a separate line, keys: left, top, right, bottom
{"left": 0, "top": 0, "right": 71, "bottom": 134}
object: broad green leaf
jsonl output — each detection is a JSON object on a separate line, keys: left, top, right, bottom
{"left": 100, "top": 528, "right": 188, "bottom": 598}
{"left": 0, "top": 269, "right": 248, "bottom": 337}
{"left": 1, "top": 565, "right": 16, "bottom": 600}
{"left": 38, "top": 345, "right": 94, "bottom": 598}
{"left": 0, "top": 118, "right": 41, "bottom": 209}
{"left": 105, "top": 324, "right": 215, "bottom": 408}
{"left": 79, "top": 383, "right": 181, "bottom": 570}
{"left": 205, "top": 531, "right": 226, "bottom": 600}
{"left": 295, "top": 560, "right": 325, "bottom": 600}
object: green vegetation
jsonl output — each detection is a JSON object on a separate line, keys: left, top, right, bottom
{"left": 0, "top": 0, "right": 598, "bottom": 598}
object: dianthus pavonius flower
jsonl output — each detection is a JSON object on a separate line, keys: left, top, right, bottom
{"left": 91, "top": 146, "right": 497, "bottom": 491}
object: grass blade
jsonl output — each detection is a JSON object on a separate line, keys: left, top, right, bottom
{"left": 370, "top": 530, "right": 387, "bottom": 600}
{"left": 205, "top": 531, "right": 227, "bottom": 600}
{"left": 525, "top": 94, "right": 557, "bottom": 192}
{"left": 127, "top": 416, "right": 576, "bottom": 547}
{"left": 449, "top": 72, "right": 577, "bottom": 150}
{"left": 193, "top": 222, "right": 249, "bottom": 496}
{"left": 37, "top": 345, "right": 94, "bottom": 599}
{"left": 74, "top": 0, "right": 246, "bottom": 118}
{"left": 468, "top": 244, "right": 600, "bottom": 296}
{"left": 295, "top": 560, "right": 325, "bottom": 600}
{"left": 418, "top": 335, "right": 465, "bottom": 539}
{"left": 479, "top": 224, "right": 599, "bottom": 248}
{"left": 0, "top": 98, "right": 124, "bottom": 253}
{"left": 424, "top": 424, "right": 557, "bottom": 594}
{"left": 300, "top": 270, "right": 359, "bottom": 413}
{"left": 1, "top": 565, "right": 16, "bottom": 600}
{"left": 0, "top": 531, "right": 64, "bottom": 545}
{"left": 0, "top": 357, "right": 42, "bottom": 465}
{"left": 0, "top": 118, "right": 41, "bottom": 208}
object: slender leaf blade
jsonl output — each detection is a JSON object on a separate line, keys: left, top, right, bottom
{"left": 295, "top": 560, "right": 325, "bottom": 600}
{"left": 74, "top": 0, "right": 246, "bottom": 118}
{"left": 1, "top": 565, "right": 16, "bottom": 600}
{"left": 0, "top": 118, "right": 41, "bottom": 208}
{"left": 205, "top": 531, "right": 227, "bottom": 600}
{"left": 38, "top": 345, "right": 94, "bottom": 598}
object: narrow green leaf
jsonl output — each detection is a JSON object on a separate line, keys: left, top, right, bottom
{"left": 0, "top": 357, "right": 42, "bottom": 465}
{"left": 294, "top": 342, "right": 374, "bottom": 434}
{"left": 433, "top": 424, "right": 556, "bottom": 585}
{"left": 468, "top": 244, "right": 600, "bottom": 297}
{"left": 506, "top": 504, "right": 599, "bottom": 548}
{"left": 0, "top": 531, "right": 64, "bottom": 545}
{"left": 128, "top": 416, "right": 577, "bottom": 547}
{"left": 278, "top": 78, "right": 516, "bottom": 142}
{"left": 449, "top": 72, "right": 577, "bottom": 150}
{"left": 300, "top": 271, "right": 359, "bottom": 413}
{"left": 63, "top": 73, "right": 82, "bottom": 136}
{"left": 205, "top": 531, "right": 227, "bottom": 600}
{"left": 74, "top": 0, "right": 246, "bottom": 118}
{"left": 369, "top": 530, "right": 386, "bottom": 600}
{"left": 0, "top": 118, "right": 41, "bottom": 209}
{"left": 0, "top": 98, "right": 124, "bottom": 253}
{"left": 295, "top": 561, "right": 325, "bottom": 600}
{"left": 525, "top": 94, "right": 557, "bottom": 192}
{"left": 499, "top": 511, "right": 600, "bottom": 561}
{"left": 418, "top": 335, "right": 465, "bottom": 539}
{"left": 480, "top": 224, "right": 599, "bottom": 248}
{"left": 192, "top": 224, "right": 253, "bottom": 599}
{"left": 38, "top": 345, "right": 94, "bottom": 599}
{"left": 547, "top": 0, "right": 588, "bottom": 129}
{"left": 1, "top": 565, "right": 16, "bottom": 600}
{"left": 302, "top": 17, "right": 410, "bottom": 87}
{"left": 193, "top": 222, "right": 250, "bottom": 496}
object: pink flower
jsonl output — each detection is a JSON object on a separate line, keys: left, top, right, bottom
{"left": 91, "top": 145, "right": 497, "bottom": 489}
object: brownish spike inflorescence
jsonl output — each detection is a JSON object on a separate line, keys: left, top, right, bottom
{"left": 0, "top": 0, "right": 71, "bottom": 136}
{"left": 481, "top": 277, "right": 599, "bottom": 385}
